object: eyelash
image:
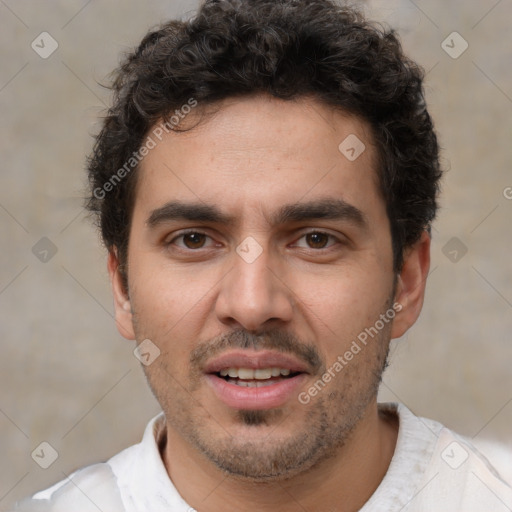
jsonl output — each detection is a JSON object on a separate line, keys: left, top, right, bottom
{"left": 166, "top": 229, "right": 341, "bottom": 252}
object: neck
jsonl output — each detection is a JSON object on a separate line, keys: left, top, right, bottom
{"left": 163, "top": 401, "right": 398, "bottom": 512}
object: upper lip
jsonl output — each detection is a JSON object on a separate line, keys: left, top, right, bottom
{"left": 203, "top": 350, "right": 311, "bottom": 374}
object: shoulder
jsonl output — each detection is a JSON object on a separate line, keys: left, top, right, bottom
{"left": 10, "top": 414, "right": 165, "bottom": 512}
{"left": 376, "top": 403, "right": 512, "bottom": 511}
{"left": 10, "top": 463, "right": 125, "bottom": 511}
{"left": 412, "top": 417, "right": 512, "bottom": 510}
{"left": 470, "top": 436, "right": 512, "bottom": 485}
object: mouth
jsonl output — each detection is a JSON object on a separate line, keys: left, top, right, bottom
{"left": 203, "top": 351, "right": 309, "bottom": 410}
{"left": 216, "top": 367, "right": 301, "bottom": 387}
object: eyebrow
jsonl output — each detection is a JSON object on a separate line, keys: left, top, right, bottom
{"left": 146, "top": 198, "right": 368, "bottom": 230}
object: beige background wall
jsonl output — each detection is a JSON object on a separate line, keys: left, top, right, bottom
{"left": 1, "top": 0, "right": 511, "bottom": 508}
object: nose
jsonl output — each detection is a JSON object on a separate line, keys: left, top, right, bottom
{"left": 215, "top": 246, "right": 294, "bottom": 331}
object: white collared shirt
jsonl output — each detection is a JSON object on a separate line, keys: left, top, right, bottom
{"left": 13, "top": 403, "right": 512, "bottom": 511}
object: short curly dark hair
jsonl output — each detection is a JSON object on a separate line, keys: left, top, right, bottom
{"left": 86, "top": 0, "right": 442, "bottom": 285}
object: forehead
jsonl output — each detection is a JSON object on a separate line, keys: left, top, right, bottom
{"left": 133, "top": 95, "right": 384, "bottom": 226}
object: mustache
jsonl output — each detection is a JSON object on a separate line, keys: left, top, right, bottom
{"left": 190, "top": 328, "right": 324, "bottom": 374}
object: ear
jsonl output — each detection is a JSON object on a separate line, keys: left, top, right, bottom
{"left": 107, "top": 248, "right": 136, "bottom": 340}
{"left": 391, "top": 230, "right": 431, "bottom": 339}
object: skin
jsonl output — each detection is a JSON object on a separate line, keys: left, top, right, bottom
{"left": 108, "top": 95, "right": 430, "bottom": 512}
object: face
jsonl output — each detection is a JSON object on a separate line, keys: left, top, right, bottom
{"left": 110, "top": 95, "right": 428, "bottom": 480}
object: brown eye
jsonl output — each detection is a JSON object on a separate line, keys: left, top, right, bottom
{"left": 165, "top": 230, "right": 219, "bottom": 252}
{"left": 305, "top": 232, "right": 330, "bottom": 249}
{"left": 182, "top": 232, "right": 207, "bottom": 249}
{"left": 292, "top": 231, "right": 340, "bottom": 251}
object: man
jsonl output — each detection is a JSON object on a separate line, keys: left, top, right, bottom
{"left": 14, "top": 0, "right": 512, "bottom": 510}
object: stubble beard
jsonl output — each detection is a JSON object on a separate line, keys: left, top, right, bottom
{"left": 183, "top": 347, "right": 389, "bottom": 481}
{"left": 136, "top": 307, "right": 392, "bottom": 482}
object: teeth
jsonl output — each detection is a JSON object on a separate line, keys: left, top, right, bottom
{"left": 218, "top": 367, "right": 294, "bottom": 380}
{"left": 238, "top": 368, "right": 255, "bottom": 379}
{"left": 254, "top": 368, "right": 272, "bottom": 379}
{"left": 229, "top": 379, "right": 277, "bottom": 387}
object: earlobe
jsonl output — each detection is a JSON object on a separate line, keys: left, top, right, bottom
{"left": 107, "top": 249, "right": 136, "bottom": 340}
{"left": 391, "top": 231, "right": 431, "bottom": 339}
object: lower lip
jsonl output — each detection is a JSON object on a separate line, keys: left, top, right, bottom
{"left": 205, "top": 374, "right": 307, "bottom": 410}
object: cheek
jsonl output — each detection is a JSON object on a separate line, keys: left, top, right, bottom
{"left": 292, "top": 264, "right": 392, "bottom": 356}
{"left": 128, "top": 257, "right": 218, "bottom": 347}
